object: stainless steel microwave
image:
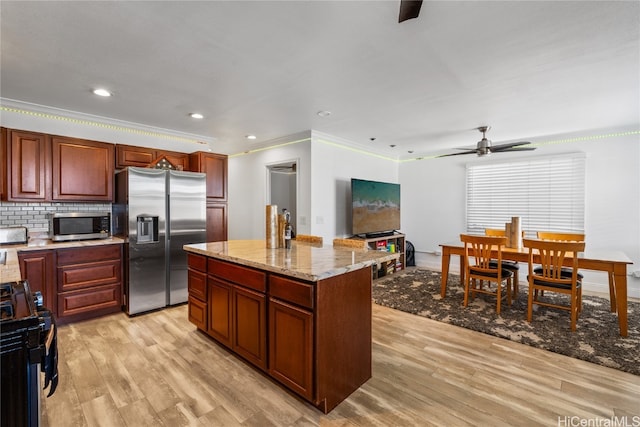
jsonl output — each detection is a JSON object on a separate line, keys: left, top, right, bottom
{"left": 48, "top": 212, "right": 111, "bottom": 242}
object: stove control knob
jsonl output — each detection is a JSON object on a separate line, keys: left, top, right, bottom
{"left": 33, "top": 291, "right": 44, "bottom": 309}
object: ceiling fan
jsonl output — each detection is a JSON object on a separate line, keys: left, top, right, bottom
{"left": 399, "top": 0, "right": 423, "bottom": 23}
{"left": 438, "top": 126, "right": 536, "bottom": 158}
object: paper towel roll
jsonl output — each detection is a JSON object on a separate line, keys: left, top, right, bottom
{"left": 511, "top": 216, "right": 522, "bottom": 249}
{"left": 277, "top": 214, "right": 286, "bottom": 248}
{"left": 266, "top": 205, "right": 278, "bottom": 248}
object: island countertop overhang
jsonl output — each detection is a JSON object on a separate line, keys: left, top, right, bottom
{"left": 183, "top": 240, "right": 398, "bottom": 282}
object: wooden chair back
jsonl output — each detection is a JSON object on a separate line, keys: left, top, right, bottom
{"left": 296, "top": 234, "right": 323, "bottom": 245}
{"left": 461, "top": 234, "right": 507, "bottom": 272}
{"left": 460, "top": 234, "right": 512, "bottom": 314}
{"left": 524, "top": 239, "right": 585, "bottom": 282}
{"left": 536, "top": 231, "right": 585, "bottom": 242}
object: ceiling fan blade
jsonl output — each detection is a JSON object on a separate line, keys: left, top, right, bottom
{"left": 399, "top": 0, "right": 423, "bottom": 23}
{"left": 494, "top": 147, "right": 537, "bottom": 153}
{"left": 489, "top": 141, "right": 533, "bottom": 152}
{"left": 437, "top": 150, "right": 478, "bottom": 158}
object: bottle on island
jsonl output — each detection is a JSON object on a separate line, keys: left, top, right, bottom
{"left": 284, "top": 209, "right": 293, "bottom": 249}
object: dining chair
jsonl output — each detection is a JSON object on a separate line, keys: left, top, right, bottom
{"left": 535, "top": 231, "right": 586, "bottom": 298}
{"left": 460, "top": 234, "right": 514, "bottom": 314}
{"left": 523, "top": 238, "right": 585, "bottom": 331}
{"left": 485, "top": 228, "right": 522, "bottom": 297}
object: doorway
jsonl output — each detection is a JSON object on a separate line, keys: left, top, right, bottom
{"left": 267, "top": 161, "right": 297, "bottom": 235}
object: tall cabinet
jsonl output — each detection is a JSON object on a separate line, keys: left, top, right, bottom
{"left": 189, "top": 152, "right": 228, "bottom": 242}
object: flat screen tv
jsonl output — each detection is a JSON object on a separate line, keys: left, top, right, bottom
{"left": 351, "top": 178, "right": 401, "bottom": 237}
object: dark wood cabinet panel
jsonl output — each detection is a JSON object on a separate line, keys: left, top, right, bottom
{"left": 0, "top": 128, "right": 7, "bottom": 200}
{"left": 233, "top": 286, "right": 267, "bottom": 370}
{"left": 55, "top": 245, "right": 122, "bottom": 323}
{"left": 206, "top": 203, "right": 228, "bottom": 242}
{"left": 208, "top": 277, "right": 232, "bottom": 348}
{"left": 189, "top": 151, "right": 227, "bottom": 201}
{"left": 18, "top": 250, "right": 56, "bottom": 314}
{"left": 7, "top": 129, "right": 50, "bottom": 201}
{"left": 116, "top": 144, "right": 155, "bottom": 168}
{"left": 268, "top": 298, "right": 313, "bottom": 399}
{"left": 187, "top": 268, "right": 207, "bottom": 301}
{"left": 188, "top": 295, "right": 207, "bottom": 330}
{"left": 57, "top": 283, "right": 121, "bottom": 319}
{"left": 51, "top": 136, "right": 114, "bottom": 201}
{"left": 208, "top": 259, "right": 265, "bottom": 292}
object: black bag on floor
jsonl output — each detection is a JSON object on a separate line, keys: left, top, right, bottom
{"left": 406, "top": 240, "right": 416, "bottom": 267}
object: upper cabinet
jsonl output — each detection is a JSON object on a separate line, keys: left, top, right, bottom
{"left": 51, "top": 136, "right": 114, "bottom": 201}
{"left": 189, "top": 152, "right": 228, "bottom": 202}
{"left": 116, "top": 144, "right": 155, "bottom": 168}
{"left": 1, "top": 128, "right": 8, "bottom": 200}
{"left": 6, "top": 129, "right": 51, "bottom": 201}
{"left": 116, "top": 145, "right": 190, "bottom": 171}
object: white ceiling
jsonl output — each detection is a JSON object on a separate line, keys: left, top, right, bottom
{"left": 1, "top": 1, "right": 638, "bottom": 158}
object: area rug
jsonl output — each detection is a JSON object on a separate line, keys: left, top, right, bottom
{"left": 372, "top": 268, "right": 640, "bottom": 376}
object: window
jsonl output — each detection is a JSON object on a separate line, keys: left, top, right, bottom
{"left": 466, "top": 154, "right": 586, "bottom": 236}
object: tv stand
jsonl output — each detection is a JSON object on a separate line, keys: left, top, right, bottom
{"left": 363, "top": 230, "right": 396, "bottom": 239}
{"left": 334, "top": 233, "right": 405, "bottom": 279}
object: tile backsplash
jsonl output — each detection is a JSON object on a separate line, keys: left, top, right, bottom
{"left": 0, "top": 202, "right": 112, "bottom": 233}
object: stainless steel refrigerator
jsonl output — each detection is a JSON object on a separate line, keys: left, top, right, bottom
{"left": 114, "top": 167, "right": 206, "bottom": 315}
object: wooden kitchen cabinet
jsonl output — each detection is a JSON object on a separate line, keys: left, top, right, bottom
{"left": 187, "top": 253, "right": 208, "bottom": 330}
{"left": 206, "top": 259, "right": 267, "bottom": 370}
{"left": 115, "top": 144, "right": 155, "bottom": 168}
{"left": 18, "top": 250, "right": 56, "bottom": 314}
{"left": 206, "top": 203, "right": 228, "bottom": 242}
{"left": 116, "top": 145, "right": 190, "bottom": 170}
{"left": 51, "top": 136, "right": 114, "bottom": 201}
{"left": 6, "top": 129, "right": 51, "bottom": 201}
{"left": 0, "top": 128, "right": 7, "bottom": 200}
{"left": 189, "top": 151, "right": 228, "bottom": 202}
{"left": 56, "top": 244, "right": 122, "bottom": 322}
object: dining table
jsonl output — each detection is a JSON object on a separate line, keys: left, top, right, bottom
{"left": 439, "top": 240, "right": 634, "bottom": 337}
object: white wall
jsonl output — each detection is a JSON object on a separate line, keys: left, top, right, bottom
{"left": 227, "top": 133, "right": 312, "bottom": 240}
{"left": 400, "top": 127, "right": 640, "bottom": 298}
{"left": 310, "top": 132, "right": 398, "bottom": 241}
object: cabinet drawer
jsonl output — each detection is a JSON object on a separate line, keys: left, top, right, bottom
{"left": 57, "top": 245, "right": 121, "bottom": 265}
{"left": 188, "top": 268, "right": 207, "bottom": 301}
{"left": 269, "top": 275, "right": 314, "bottom": 309}
{"left": 188, "top": 296, "right": 207, "bottom": 330}
{"left": 58, "top": 259, "right": 121, "bottom": 292}
{"left": 208, "top": 259, "right": 266, "bottom": 292}
{"left": 58, "top": 283, "right": 121, "bottom": 318}
{"left": 188, "top": 253, "right": 207, "bottom": 272}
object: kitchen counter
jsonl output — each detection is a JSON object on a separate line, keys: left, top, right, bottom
{"left": 0, "top": 237, "right": 125, "bottom": 282}
{"left": 183, "top": 239, "right": 399, "bottom": 282}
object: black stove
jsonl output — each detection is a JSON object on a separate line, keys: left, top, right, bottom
{"left": 0, "top": 280, "right": 57, "bottom": 427}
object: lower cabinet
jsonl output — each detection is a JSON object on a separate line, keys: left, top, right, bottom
{"left": 268, "top": 298, "right": 313, "bottom": 400}
{"left": 207, "top": 275, "right": 267, "bottom": 370}
{"left": 18, "top": 250, "right": 56, "bottom": 313}
{"left": 56, "top": 245, "right": 122, "bottom": 322}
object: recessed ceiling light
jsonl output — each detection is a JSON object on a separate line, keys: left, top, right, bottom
{"left": 92, "top": 88, "right": 112, "bottom": 97}
{"left": 317, "top": 110, "right": 332, "bottom": 118}
{"left": 189, "top": 113, "right": 204, "bottom": 119}
{"left": 246, "top": 135, "right": 257, "bottom": 140}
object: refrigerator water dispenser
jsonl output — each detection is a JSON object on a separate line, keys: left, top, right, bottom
{"left": 137, "top": 215, "right": 158, "bottom": 243}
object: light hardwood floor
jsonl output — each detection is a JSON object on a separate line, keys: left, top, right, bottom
{"left": 41, "top": 303, "right": 640, "bottom": 427}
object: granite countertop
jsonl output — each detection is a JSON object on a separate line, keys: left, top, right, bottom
{"left": 0, "top": 237, "right": 125, "bottom": 283}
{"left": 183, "top": 240, "right": 399, "bottom": 282}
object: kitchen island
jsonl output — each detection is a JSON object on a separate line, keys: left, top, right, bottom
{"left": 183, "top": 240, "right": 397, "bottom": 413}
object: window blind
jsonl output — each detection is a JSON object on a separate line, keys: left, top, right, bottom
{"left": 466, "top": 154, "right": 586, "bottom": 237}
